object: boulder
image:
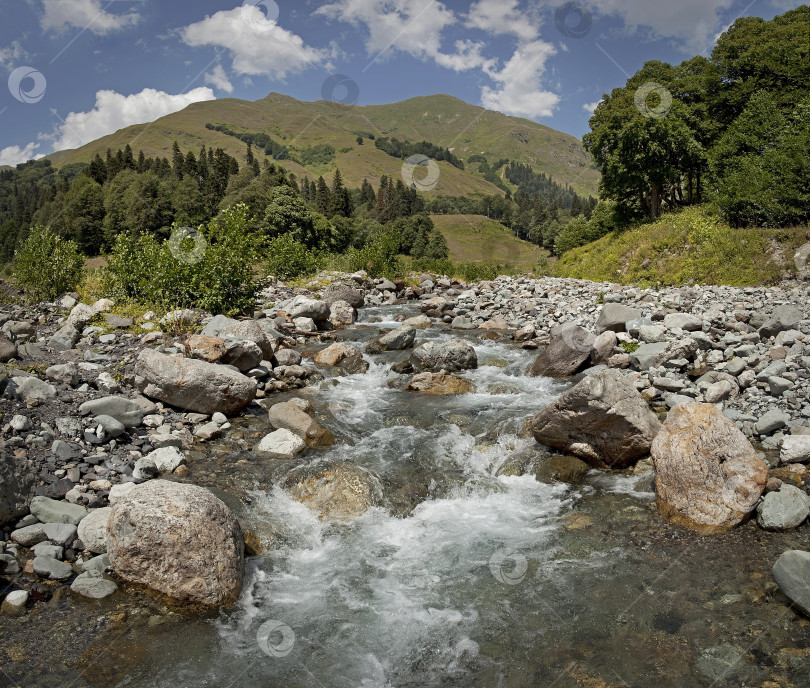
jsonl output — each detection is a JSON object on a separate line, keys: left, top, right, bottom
{"left": 329, "top": 301, "right": 356, "bottom": 326}
{"left": 377, "top": 325, "right": 416, "bottom": 351}
{"left": 323, "top": 283, "right": 364, "bottom": 309}
{"left": 77, "top": 507, "right": 112, "bottom": 553}
{"left": 652, "top": 402, "right": 768, "bottom": 534}
{"left": 314, "top": 342, "right": 363, "bottom": 367}
{"left": 70, "top": 570, "right": 117, "bottom": 599}
{"left": 79, "top": 396, "right": 143, "bottom": 428}
{"left": 287, "top": 297, "right": 330, "bottom": 322}
{"left": 6, "top": 376, "right": 56, "bottom": 401}
{"left": 773, "top": 550, "right": 810, "bottom": 616}
{"left": 45, "top": 362, "right": 79, "bottom": 386}
{"left": 285, "top": 463, "right": 381, "bottom": 522}
{"left": 136, "top": 349, "right": 256, "bottom": 415}
{"left": 529, "top": 324, "right": 595, "bottom": 377}
{"left": 529, "top": 368, "right": 662, "bottom": 468}
{"left": 273, "top": 348, "right": 302, "bottom": 366}
{"left": 782, "top": 436, "right": 810, "bottom": 464}
{"left": 30, "top": 496, "right": 87, "bottom": 525}
{"left": 48, "top": 324, "right": 80, "bottom": 351}
{"left": 534, "top": 455, "right": 590, "bottom": 484}
{"left": 293, "top": 317, "right": 317, "bottom": 333}
{"left": 404, "top": 371, "right": 476, "bottom": 395}
{"left": 217, "top": 320, "right": 274, "bottom": 359}
{"left": 267, "top": 402, "right": 334, "bottom": 448}
{"left": 94, "top": 414, "right": 126, "bottom": 438}
{"left": 411, "top": 338, "right": 477, "bottom": 372}
{"left": 589, "top": 330, "right": 617, "bottom": 365}
{"left": 33, "top": 556, "right": 73, "bottom": 581}
{"left": 0, "top": 451, "right": 37, "bottom": 525}
{"left": 663, "top": 313, "right": 703, "bottom": 331}
{"left": 107, "top": 480, "right": 244, "bottom": 607}
{"left": 148, "top": 446, "right": 187, "bottom": 473}
{"left": 222, "top": 337, "right": 263, "bottom": 372}
{"left": 596, "top": 304, "right": 642, "bottom": 334}
{"left": 184, "top": 335, "right": 227, "bottom": 363}
{"left": 757, "top": 486, "right": 810, "bottom": 530}
{"left": 760, "top": 305, "right": 803, "bottom": 339}
{"left": 255, "top": 428, "right": 306, "bottom": 458}
{"left": 402, "top": 314, "right": 431, "bottom": 329}
{"left": 0, "top": 335, "right": 17, "bottom": 362}
{"left": 630, "top": 342, "right": 670, "bottom": 370}
{"left": 1, "top": 590, "right": 28, "bottom": 616}
{"left": 755, "top": 409, "right": 790, "bottom": 435}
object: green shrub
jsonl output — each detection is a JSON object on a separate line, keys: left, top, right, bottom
{"left": 619, "top": 340, "right": 640, "bottom": 353}
{"left": 343, "top": 230, "right": 401, "bottom": 278}
{"left": 264, "top": 234, "right": 321, "bottom": 280}
{"left": 103, "top": 204, "right": 263, "bottom": 316}
{"left": 13, "top": 225, "right": 84, "bottom": 303}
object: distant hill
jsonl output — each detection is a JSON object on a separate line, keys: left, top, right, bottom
{"left": 46, "top": 93, "right": 599, "bottom": 198}
{"left": 431, "top": 214, "right": 548, "bottom": 269}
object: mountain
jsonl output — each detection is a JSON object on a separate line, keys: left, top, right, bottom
{"left": 46, "top": 93, "right": 599, "bottom": 198}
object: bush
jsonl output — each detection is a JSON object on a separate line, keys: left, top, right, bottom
{"left": 103, "top": 204, "right": 263, "bottom": 316}
{"left": 343, "top": 230, "right": 401, "bottom": 278}
{"left": 13, "top": 226, "right": 84, "bottom": 302}
{"left": 264, "top": 234, "right": 321, "bottom": 280}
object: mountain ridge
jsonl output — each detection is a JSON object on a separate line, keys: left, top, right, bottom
{"left": 46, "top": 92, "right": 600, "bottom": 198}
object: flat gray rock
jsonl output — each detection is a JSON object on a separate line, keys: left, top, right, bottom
{"left": 79, "top": 396, "right": 144, "bottom": 428}
{"left": 757, "top": 486, "right": 810, "bottom": 530}
{"left": 70, "top": 570, "right": 118, "bottom": 599}
{"left": 33, "top": 555, "right": 74, "bottom": 580}
{"left": 30, "top": 496, "right": 87, "bottom": 525}
{"left": 773, "top": 550, "right": 810, "bottom": 616}
{"left": 755, "top": 409, "right": 790, "bottom": 435}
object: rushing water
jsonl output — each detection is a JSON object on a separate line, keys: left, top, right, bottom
{"left": 40, "top": 306, "right": 810, "bottom": 687}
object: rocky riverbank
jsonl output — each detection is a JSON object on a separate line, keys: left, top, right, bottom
{"left": 2, "top": 270, "right": 810, "bottom": 684}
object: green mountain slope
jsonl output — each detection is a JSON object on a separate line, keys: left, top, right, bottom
{"left": 46, "top": 93, "right": 599, "bottom": 197}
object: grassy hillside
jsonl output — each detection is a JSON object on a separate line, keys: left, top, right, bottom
{"left": 46, "top": 93, "right": 599, "bottom": 198}
{"left": 552, "top": 207, "right": 810, "bottom": 286}
{"left": 431, "top": 214, "right": 549, "bottom": 269}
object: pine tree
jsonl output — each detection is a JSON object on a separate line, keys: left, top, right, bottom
{"left": 315, "top": 176, "right": 331, "bottom": 214}
{"left": 360, "top": 178, "right": 376, "bottom": 206}
{"left": 172, "top": 142, "right": 184, "bottom": 179}
{"left": 329, "top": 169, "right": 353, "bottom": 217}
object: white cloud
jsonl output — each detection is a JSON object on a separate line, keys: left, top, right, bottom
{"left": 481, "top": 40, "right": 559, "bottom": 119}
{"left": 582, "top": 101, "right": 601, "bottom": 114}
{"left": 590, "top": 0, "right": 736, "bottom": 52}
{"left": 0, "top": 142, "right": 41, "bottom": 166}
{"left": 40, "top": 0, "right": 140, "bottom": 35}
{"left": 49, "top": 87, "right": 216, "bottom": 152}
{"left": 316, "top": 0, "right": 485, "bottom": 72}
{"left": 466, "top": 0, "right": 539, "bottom": 41}
{"left": 0, "top": 41, "right": 27, "bottom": 71}
{"left": 205, "top": 64, "right": 234, "bottom": 93}
{"left": 180, "top": 6, "right": 327, "bottom": 80}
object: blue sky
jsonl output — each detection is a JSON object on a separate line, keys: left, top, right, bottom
{"left": 0, "top": 0, "right": 802, "bottom": 165}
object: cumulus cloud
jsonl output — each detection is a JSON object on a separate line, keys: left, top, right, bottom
{"left": 481, "top": 40, "right": 559, "bottom": 119}
{"left": 0, "top": 142, "right": 41, "bottom": 166}
{"left": 582, "top": 101, "right": 601, "bottom": 114}
{"left": 180, "top": 6, "right": 327, "bottom": 80}
{"left": 466, "top": 0, "right": 539, "bottom": 41}
{"left": 49, "top": 87, "right": 216, "bottom": 152}
{"left": 40, "top": 0, "right": 140, "bottom": 35}
{"left": 205, "top": 64, "right": 234, "bottom": 93}
{"left": 316, "top": 0, "right": 488, "bottom": 72}
{"left": 590, "top": 0, "right": 736, "bottom": 52}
